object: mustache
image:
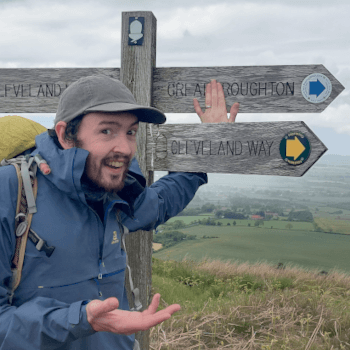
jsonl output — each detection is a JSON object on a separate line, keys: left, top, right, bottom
{"left": 104, "top": 155, "right": 131, "bottom": 164}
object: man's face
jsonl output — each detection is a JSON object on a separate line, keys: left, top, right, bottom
{"left": 75, "top": 112, "right": 139, "bottom": 193}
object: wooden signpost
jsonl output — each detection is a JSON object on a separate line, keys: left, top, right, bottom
{"left": 0, "top": 65, "right": 344, "bottom": 114}
{"left": 153, "top": 65, "right": 343, "bottom": 113}
{"left": 0, "top": 11, "right": 344, "bottom": 350}
{"left": 146, "top": 121, "right": 326, "bottom": 176}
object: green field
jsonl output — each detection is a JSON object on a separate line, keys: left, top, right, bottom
{"left": 311, "top": 205, "right": 350, "bottom": 218}
{"left": 153, "top": 224, "right": 350, "bottom": 273}
{"left": 165, "top": 216, "right": 314, "bottom": 231}
{"left": 315, "top": 217, "right": 350, "bottom": 234}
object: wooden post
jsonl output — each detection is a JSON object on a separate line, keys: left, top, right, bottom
{"left": 120, "top": 11, "right": 157, "bottom": 350}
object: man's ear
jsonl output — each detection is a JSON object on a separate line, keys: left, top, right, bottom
{"left": 55, "top": 121, "right": 74, "bottom": 150}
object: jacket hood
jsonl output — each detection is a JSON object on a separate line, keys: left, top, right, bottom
{"left": 33, "top": 132, "right": 145, "bottom": 206}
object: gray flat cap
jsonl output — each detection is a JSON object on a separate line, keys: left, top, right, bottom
{"left": 54, "top": 75, "right": 166, "bottom": 125}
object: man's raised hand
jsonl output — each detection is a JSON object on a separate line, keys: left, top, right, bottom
{"left": 193, "top": 79, "right": 239, "bottom": 123}
{"left": 86, "top": 293, "right": 181, "bottom": 335}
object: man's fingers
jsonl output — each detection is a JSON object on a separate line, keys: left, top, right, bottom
{"left": 163, "top": 304, "right": 181, "bottom": 315}
{"left": 217, "top": 82, "right": 226, "bottom": 111}
{"left": 134, "top": 313, "right": 171, "bottom": 332}
{"left": 141, "top": 305, "right": 181, "bottom": 331}
{"left": 205, "top": 82, "right": 212, "bottom": 107}
{"left": 150, "top": 312, "right": 172, "bottom": 327}
{"left": 193, "top": 98, "right": 204, "bottom": 119}
{"left": 143, "top": 294, "right": 181, "bottom": 319}
{"left": 211, "top": 79, "right": 218, "bottom": 107}
{"left": 143, "top": 293, "right": 161, "bottom": 315}
{"left": 195, "top": 81, "right": 238, "bottom": 123}
{"left": 229, "top": 102, "right": 239, "bottom": 122}
{"left": 150, "top": 303, "right": 181, "bottom": 318}
{"left": 96, "top": 297, "right": 119, "bottom": 316}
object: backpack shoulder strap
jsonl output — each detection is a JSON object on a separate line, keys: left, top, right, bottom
{"left": 9, "top": 162, "right": 38, "bottom": 304}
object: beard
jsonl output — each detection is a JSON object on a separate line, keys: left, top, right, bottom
{"left": 73, "top": 138, "right": 132, "bottom": 194}
{"left": 85, "top": 155, "right": 131, "bottom": 194}
{"left": 77, "top": 144, "right": 131, "bottom": 195}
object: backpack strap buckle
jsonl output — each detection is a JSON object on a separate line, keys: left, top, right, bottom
{"left": 29, "top": 228, "right": 55, "bottom": 258}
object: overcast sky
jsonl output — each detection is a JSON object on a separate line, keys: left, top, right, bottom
{"left": 0, "top": 0, "right": 349, "bottom": 156}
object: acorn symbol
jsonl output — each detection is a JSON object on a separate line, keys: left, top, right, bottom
{"left": 129, "top": 18, "right": 143, "bottom": 44}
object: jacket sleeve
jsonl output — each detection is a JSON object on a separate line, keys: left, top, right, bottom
{"left": 126, "top": 172, "right": 207, "bottom": 231}
{"left": 0, "top": 166, "right": 95, "bottom": 350}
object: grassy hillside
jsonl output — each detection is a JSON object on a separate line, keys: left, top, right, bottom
{"left": 165, "top": 216, "right": 315, "bottom": 231}
{"left": 153, "top": 225, "right": 350, "bottom": 274}
{"left": 315, "top": 217, "right": 350, "bottom": 235}
{"left": 150, "top": 256, "right": 350, "bottom": 349}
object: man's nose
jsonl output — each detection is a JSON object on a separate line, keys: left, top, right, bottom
{"left": 111, "top": 134, "right": 133, "bottom": 156}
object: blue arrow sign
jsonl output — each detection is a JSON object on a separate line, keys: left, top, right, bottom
{"left": 309, "top": 79, "right": 325, "bottom": 97}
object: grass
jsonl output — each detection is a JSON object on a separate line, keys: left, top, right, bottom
{"left": 153, "top": 225, "right": 350, "bottom": 274}
{"left": 150, "top": 256, "right": 350, "bottom": 349}
{"left": 314, "top": 217, "right": 350, "bottom": 235}
{"left": 153, "top": 243, "right": 163, "bottom": 251}
{"left": 311, "top": 206, "right": 350, "bottom": 219}
{"left": 164, "top": 216, "right": 314, "bottom": 231}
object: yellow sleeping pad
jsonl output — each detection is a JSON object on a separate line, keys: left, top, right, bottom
{"left": 0, "top": 115, "right": 47, "bottom": 160}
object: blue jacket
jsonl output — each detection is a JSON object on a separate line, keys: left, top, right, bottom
{"left": 0, "top": 132, "right": 207, "bottom": 350}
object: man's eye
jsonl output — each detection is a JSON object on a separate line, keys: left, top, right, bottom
{"left": 102, "top": 129, "right": 111, "bottom": 135}
{"left": 128, "top": 130, "right": 137, "bottom": 136}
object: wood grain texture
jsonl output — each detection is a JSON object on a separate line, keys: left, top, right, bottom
{"left": 121, "top": 11, "right": 157, "bottom": 179}
{"left": 120, "top": 11, "right": 156, "bottom": 350}
{"left": 146, "top": 122, "right": 327, "bottom": 176}
{"left": 152, "top": 65, "right": 345, "bottom": 113}
{"left": 0, "top": 68, "right": 119, "bottom": 113}
{"left": 1, "top": 66, "right": 344, "bottom": 114}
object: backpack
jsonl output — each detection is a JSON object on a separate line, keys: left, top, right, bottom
{"left": 0, "top": 116, "right": 142, "bottom": 311}
{"left": 0, "top": 115, "right": 54, "bottom": 304}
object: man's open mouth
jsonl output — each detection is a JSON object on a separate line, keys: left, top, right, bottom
{"left": 106, "top": 161, "right": 124, "bottom": 169}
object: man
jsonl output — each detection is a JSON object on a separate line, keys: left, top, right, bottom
{"left": 0, "top": 75, "right": 238, "bottom": 350}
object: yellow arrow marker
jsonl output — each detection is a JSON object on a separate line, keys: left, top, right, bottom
{"left": 286, "top": 137, "right": 305, "bottom": 160}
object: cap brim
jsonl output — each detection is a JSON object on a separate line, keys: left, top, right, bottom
{"left": 85, "top": 102, "right": 166, "bottom": 124}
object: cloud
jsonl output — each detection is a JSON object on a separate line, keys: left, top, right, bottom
{"left": 154, "top": 1, "right": 350, "bottom": 71}
{"left": 1, "top": 0, "right": 349, "bottom": 70}
{"left": 0, "top": 0, "right": 348, "bottom": 152}
{"left": 0, "top": 0, "right": 122, "bottom": 67}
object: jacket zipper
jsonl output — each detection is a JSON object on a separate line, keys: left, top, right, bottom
{"left": 87, "top": 203, "right": 125, "bottom": 298}
{"left": 85, "top": 204, "right": 105, "bottom": 297}
{"left": 87, "top": 201, "right": 127, "bottom": 298}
